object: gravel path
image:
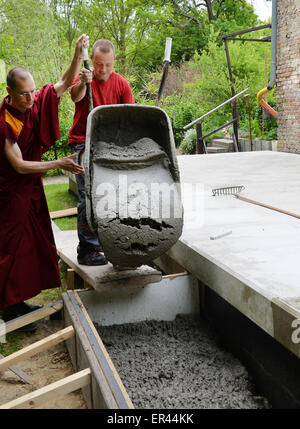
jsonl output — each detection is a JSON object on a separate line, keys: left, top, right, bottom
{"left": 96, "top": 315, "right": 270, "bottom": 409}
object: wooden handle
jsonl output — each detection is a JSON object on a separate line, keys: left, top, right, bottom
{"left": 82, "top": 43, "right": 93, "bottom": 113}
{"left": 235, "top": 194, "right": 300, "bottom": 219}
{"left": 83, "top": 59, "right": 93, "bottom": 114}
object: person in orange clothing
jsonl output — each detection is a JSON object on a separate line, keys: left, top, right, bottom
{"left": 0, "top": 34, "right": 88, "bottom": 331}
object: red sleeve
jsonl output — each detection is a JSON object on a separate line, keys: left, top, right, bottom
{"left": 0, "top": 121, "right": 18, "bottom": 145}
{"left": 0, "top": 124, "right": 5, "bottom": 159}
{"left": 120, "top": 79, "right": 135, "bottom": 104}
{"left": 35, "top": 84, "right": 60, "bottom": 152}
{"left": 0, "top": 120, "right": 18, "bottom": 160}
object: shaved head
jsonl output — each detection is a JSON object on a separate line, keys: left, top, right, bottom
{"left": 7, "top": 67, "right": 33, "bottom": 90}
{"left": 91, "top": 39, "right": 115, "bottom": 56}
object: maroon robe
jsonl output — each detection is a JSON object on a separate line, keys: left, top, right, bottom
{"left": 0, "top": 84, "right": 61, "bottom": 310}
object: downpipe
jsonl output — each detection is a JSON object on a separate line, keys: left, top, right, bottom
{"left": 257, "top": 0, "right": 278, "bottom": 118}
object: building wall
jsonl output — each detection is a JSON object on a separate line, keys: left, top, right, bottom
{"left": 276, "top": 0, "right": 300, "bottom": 153}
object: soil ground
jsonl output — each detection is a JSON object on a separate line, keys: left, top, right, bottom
{"left": 0, "top": 318, "right": 87, "bottom": 409}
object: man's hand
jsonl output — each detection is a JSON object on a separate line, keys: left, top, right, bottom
{"left": 58, "top": 153, "right": 84, "bottom": 175}
{"left": 54, "top": 34, "right": 90, "bottom": 98}
{"left": 4, "top": 139, "right": 84, "bottom": 175}
{"left": 75, "top": 34, "right": 90, "bottom": 61}
{"left": 79, "top": 67, "right": 93, "bottom": 85}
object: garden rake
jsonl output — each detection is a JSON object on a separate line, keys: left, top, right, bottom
{"left": 212, "top": 186, "right": 300, "bottom": 220}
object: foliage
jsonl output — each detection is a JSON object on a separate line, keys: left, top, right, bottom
{"left": 0, "top": 330, "right": 27, "bottom": 356}
{"left": 0, "top": 0, "right": 276, "bottom": 159}
{"left": 41, "top": 93, "right": 74, "bottom": 173}
{"left": 0, "top": 0, "right": 69, "bottom": 86}
{"left": 179, "top": 128, "right": 197, "bottom": 154}
{"left": 158, "top": 27, "right": 277, "bottom": 151}
{"left": 162, "top": 94, "right": 201, "bottom": 145}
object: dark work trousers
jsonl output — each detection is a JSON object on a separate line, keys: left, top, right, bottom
{"left": 70, "top": 142, "right": 99, "bottom": 254}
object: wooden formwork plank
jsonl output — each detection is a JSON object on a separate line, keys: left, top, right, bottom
{"left": 63, "top": 292, "right": 118, "bottom": 409}
{"left": 0, "top": 326, "right": 74, "bottom": 372}
{"left": 0, "top": 368, "right": 91, "bottom": 409}
{"left": 74, "top": 323, "right": 93, "bottom": 408}
{"left": 0, "top": 301, "right": 63, "bottom": 336}
{"left": 162, "top": 271, "right": 188, "bottom": 280}
{"left": 50, "top": 207, "right": 77, "bottom": 219}
{"left": 67, "top": 268, "right": 75, "bottom": 290}
{"left": 64, "top": 305, "right": 78, "bottom": 371}
{"left": 73, "top": 290, "right": 134, "bottom": 409}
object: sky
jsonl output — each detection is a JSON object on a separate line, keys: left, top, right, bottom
{"left": 248, "top": 0, "right": 272, "bottom": 21}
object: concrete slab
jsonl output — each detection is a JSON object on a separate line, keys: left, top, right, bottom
{"left": 168, "top": 151, "right": 300, "bottom": 357}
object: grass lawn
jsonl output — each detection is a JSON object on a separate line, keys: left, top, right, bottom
{"left": 44, "top": 183, "right": 77, "bottom": 211}
{"left": 44, "top": 183, "right": 78, "bottom": 230}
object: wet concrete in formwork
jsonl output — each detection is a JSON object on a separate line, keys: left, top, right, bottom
{"left": 95, "top": 315, "right": 270, "bottom": 409}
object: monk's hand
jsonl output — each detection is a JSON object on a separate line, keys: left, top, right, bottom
{"left": 79, "top": 67, "right": 92, "bottom": 84}
{"left": 59, "top": 153, "right": 84, "bottom": 175}
{"left": 75, "top": 33, "right": 89, "bottom": 59}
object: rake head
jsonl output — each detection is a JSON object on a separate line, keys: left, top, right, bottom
{"left": 212, "top": 185, "right": 245, "bottom": 196}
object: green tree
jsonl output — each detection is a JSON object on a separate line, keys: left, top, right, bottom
{"left": 0, "top": 0, "right": 69, "bottom": 87}
{"left": 78, "top": 0, "right": 174, "bottom": 76}
{"left": 162, "top": 32, "right": 274, "bottom": 146}
{"left": 48, "top": 0, "right": 85, "bottom": 51}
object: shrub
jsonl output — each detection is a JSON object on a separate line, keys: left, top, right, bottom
{"left": 42, "top": 94, "right": 74, "bottom": 175}
{"left": 158, "top": 33, "right": 277, "bottom": 146}
{"left": 179, "top": 129, "right": 197, "bottom": 154}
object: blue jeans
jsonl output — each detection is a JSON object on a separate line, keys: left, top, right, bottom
{"left": 70, "top": 142, "right": 99, "bottom": 254}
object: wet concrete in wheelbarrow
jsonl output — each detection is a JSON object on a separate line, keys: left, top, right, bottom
{"left": 96, "top": 315, "right": 270, "bottom": 409}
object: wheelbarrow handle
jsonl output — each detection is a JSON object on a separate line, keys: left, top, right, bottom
{"left": 82, "top": 44, "right": 93, "bottom": 114}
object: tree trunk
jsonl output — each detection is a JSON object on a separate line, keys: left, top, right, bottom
{"left": 118, "top": 0, "right": 127, "bottom": 75}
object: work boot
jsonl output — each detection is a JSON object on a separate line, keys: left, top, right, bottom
{"left": 77, "top": 248, "right": 107, "bottom": 266}
{"left": 2, "top": 303, "right": 39, "bottom": 333}
{"left": 19, "top": 302, "right": 43, "bottom": 314}
{"left": 95, "top": 244, "right": 104, "bottom": 253}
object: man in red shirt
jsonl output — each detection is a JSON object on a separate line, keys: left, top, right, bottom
{"left": 68, "top": 39, "right": 135, "bottom": 266}
{"left": 0, "top": 35, "right": 88, "bottom": 331}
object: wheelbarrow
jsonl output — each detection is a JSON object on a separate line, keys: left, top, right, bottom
{"left": 84, "top": 104, "right": 183, "bottom": 269}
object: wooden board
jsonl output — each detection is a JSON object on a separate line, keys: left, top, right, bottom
{"left": 63, "top": 293, "right": 119, "bottom": 409}
{"left": 73, "top": 291, "right": 133, "bottom": 408}
{"left": 63, "top": 291, "right": 133, "bottom": 409}
{"left": 0, "top": 301, "right": 63, "bottom": 336}
{"left": 54, "top": 230, "right": 162, "bottom": 290}
{"left": 50, "top": 207, "right": 77, "bottom": 219}
{"left": 0, "top": 368, "right": 91, "bottom": 409}
{"left": 0, "top": 326, "right": 74, "bottom": 372}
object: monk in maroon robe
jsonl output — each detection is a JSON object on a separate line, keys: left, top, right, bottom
{"left": 0, "top": 34, "right": 89, "bottom": 330}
